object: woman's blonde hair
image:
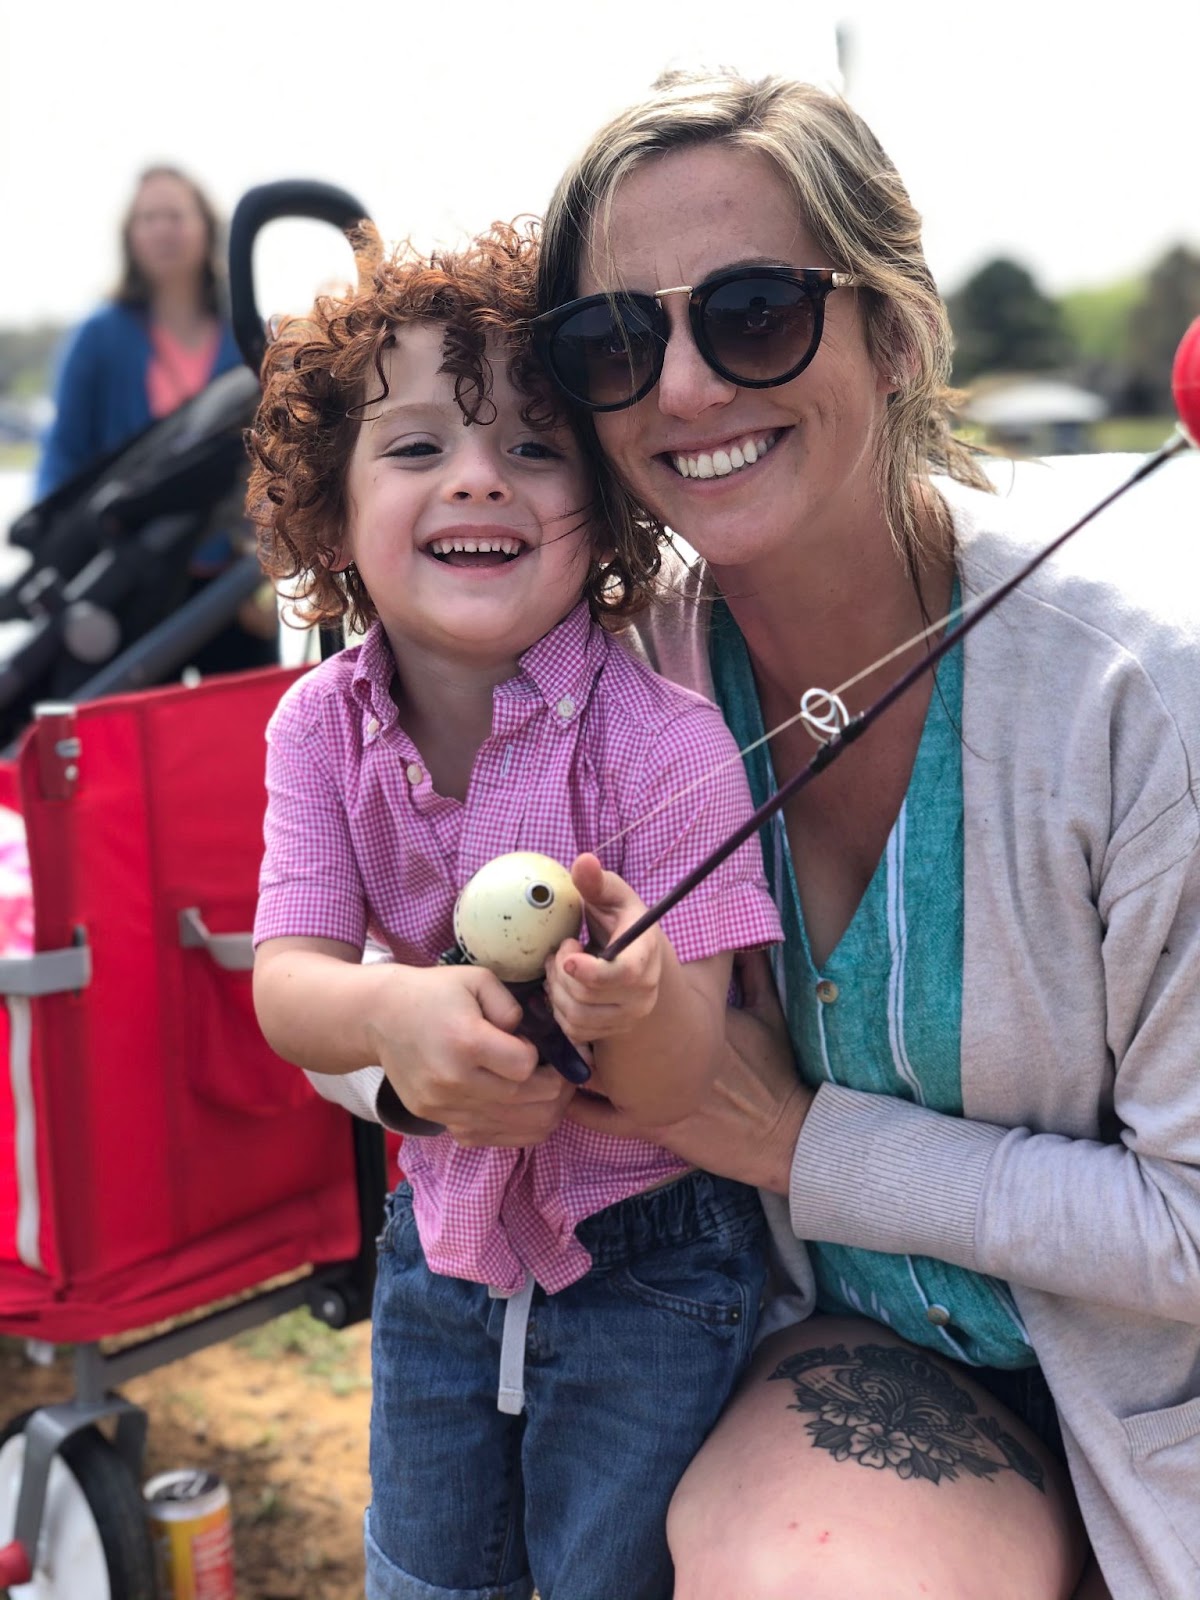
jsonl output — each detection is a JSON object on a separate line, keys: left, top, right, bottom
{"left": 538, "top": 70, "right": 991, "bottom": 574}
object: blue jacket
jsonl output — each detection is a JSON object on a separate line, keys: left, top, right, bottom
{"left": 35, "top": 302, "right": 242, "bottom": 500}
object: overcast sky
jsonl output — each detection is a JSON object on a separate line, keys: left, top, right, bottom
{"left": 2, "top": 0, "right": 1198, "bottom": 330}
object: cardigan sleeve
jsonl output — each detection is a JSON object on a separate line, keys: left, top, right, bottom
{"left": 787, "top": 757, "right": 1200, "bottom": 1326}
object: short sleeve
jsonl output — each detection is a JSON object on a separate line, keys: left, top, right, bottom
{"left": 254, "top": 689, "right": 370, "bottom": 950}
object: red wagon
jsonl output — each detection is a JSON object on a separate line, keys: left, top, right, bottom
{"left": 0, "top": 665, "right": 396, "bottom": 1596}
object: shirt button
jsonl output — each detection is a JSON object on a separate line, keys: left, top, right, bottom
{"left": 405, "top": 762, "right": 423, "bottom": 786}
{"left": 366, "top": 718, "right": 380, "bottom": 736}
{"left": 815, "top": 979, "right": 839, "bottom": 1004}
{"left": 555, "top": 695, "right": 575, "bottom": 720}
{"left": 926, "top": 1304, "right": 951, "bottom": 1327}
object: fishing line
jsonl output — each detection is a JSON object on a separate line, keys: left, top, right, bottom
{"left": 593, "top": 589, "right": 975, "bottom": 854}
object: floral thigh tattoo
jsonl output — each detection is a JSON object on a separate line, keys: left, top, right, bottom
{"left": 768, "top": 1343, "right": 1045, "bottom": 1493}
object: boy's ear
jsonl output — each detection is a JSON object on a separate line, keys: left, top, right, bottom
{"left": 325, "top": 545, "right": 353, "bottom": 573}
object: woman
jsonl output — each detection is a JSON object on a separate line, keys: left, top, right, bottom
{"left": 299, "top": 73, "right": 1197, "bottom": 1600}
{"left": 36, "top": 164, "right": 241, "bottom": 497}
{"left": 525, "top": 71, "right": 1198, "bottom": 1600}
{"left": 36, "top": 165, "right": 277, "bottom": 672}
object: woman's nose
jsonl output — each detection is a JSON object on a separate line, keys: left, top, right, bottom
{"left": 655, "top": 311, "right": 737, "bottom": 421}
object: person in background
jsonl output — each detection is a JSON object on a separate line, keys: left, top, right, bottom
{"left": 36, "top": 165, "right": 239, "bottom": 496}
{"left": 36, "top": 164, "right": 276, "bottom": 669}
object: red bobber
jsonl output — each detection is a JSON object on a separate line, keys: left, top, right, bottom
{"left": 1172, "top": 315, "right": 1200, "bottom": 446}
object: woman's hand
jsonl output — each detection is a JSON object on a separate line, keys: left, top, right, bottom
{"left": 567, "top": 947, "right": 813, "bottom": 1191}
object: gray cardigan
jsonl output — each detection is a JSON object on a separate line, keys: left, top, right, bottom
{"left": 308, "top": 455, "right": 1200, "bottom": 1597}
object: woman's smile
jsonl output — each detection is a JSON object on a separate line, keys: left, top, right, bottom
{"left": 663, "top": 428, "right": 784, "bottom": 481}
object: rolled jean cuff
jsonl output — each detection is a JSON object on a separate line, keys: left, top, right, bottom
{"left": 365, "top": 1513, "right": 534, "bottom": 1600}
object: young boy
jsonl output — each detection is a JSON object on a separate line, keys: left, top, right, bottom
{"left": 247, "top": 222, "right": 782, "bottom": 1600}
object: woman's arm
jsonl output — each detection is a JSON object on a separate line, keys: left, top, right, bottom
{"left": 35, "top": 318, "right": 105, "bottom": 499}
{"left": 567, "top": 946, "right": 813, "bottom": 1179}
{"left": 785, "top": 845, "right": 1200, "bottom": 1323}
{"left": 574, "top": 856, "right": 1200, "bottom": 1329}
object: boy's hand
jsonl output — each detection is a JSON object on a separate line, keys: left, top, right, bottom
{"left": 371, "top": 964, "right": 573, "bottom": 1147}
{"left": 543, "top": 853, "right": 665, "bottom": 1044}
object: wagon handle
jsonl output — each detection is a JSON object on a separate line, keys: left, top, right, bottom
{"left": 178, "top": 907, "right": 254, "bottom": 972}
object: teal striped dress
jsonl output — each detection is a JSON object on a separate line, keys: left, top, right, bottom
{"left": 710, "top": 595, "right": 1033, "bottom": 1369}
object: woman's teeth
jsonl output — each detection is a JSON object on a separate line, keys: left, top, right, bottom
{"left": 428, "top": 536, "right": 523, "bottom": 558}
{"left": 670, "top": 432, "right": 779, "bottom": 480}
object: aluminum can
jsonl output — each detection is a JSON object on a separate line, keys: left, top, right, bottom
{"left": 143, "top": 1468, "right": 236, "bottom": 1600}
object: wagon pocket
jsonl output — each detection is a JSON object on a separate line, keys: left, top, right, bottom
{"left": 176, "top": 905, "right": 313, "bottom": 1117}
{"left": 1122, "top": 1394, "right": 1200, "bottom": 1566}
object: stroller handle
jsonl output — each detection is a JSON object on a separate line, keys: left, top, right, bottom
{"left": 228, "top": 180, "right": 372, "bottom": 376}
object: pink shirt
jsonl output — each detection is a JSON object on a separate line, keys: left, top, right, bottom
{"left": 146, "top": 323, "right": 219, "bottom": 418}
{"left": 255, "top": 601, "right": 781, "bottom": 1293}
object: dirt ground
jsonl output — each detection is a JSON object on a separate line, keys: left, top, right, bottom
{"left": 2, "top": 1309, "right": 373, "bottom": 1600}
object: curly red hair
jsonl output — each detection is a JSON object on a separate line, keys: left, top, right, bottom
{"left": 246, "top": 220, "right": 659, "bottom": 633}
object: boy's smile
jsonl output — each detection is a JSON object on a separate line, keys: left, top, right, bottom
{"left": 341, "top": 324, "right": 594, "bottom": 683}
{"left": 425, "top": 525, "right": 526, "bottom": 566}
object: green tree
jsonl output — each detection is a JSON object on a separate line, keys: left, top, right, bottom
{"left": 1122, "top": 245, "right": 1200, "bottom": 414}
{"left": 1060, "top": 279, "right": 1142, "bottom": 365}
{"left": 946, "top": 258, "right": 1072, "bottom": 384}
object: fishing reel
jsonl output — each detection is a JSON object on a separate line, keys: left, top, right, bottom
{"left": 444, "top": 852, "right": 592, "bottom": 1084}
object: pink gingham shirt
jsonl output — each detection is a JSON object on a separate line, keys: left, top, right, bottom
{"left": 255, "top": 601, "right": 781, "bottom": 1294}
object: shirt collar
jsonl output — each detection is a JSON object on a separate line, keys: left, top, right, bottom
{"left": 348, "top": 602, "right": 606, "bottom": 729}
{"left": 350, "top": 622, "right": 401, "bottom": 728}
{"left": 510, "top": 600, "right": 605, "bottom": 720}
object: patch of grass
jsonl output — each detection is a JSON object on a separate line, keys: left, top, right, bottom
{"left": 234, "top": 1307, "right": 364, "bottom": 1387}
{"left": 248, "top": 1483, "right": 289, "bottom": 1524}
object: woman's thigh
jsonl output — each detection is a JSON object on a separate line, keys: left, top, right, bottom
{"left": 667, "top": 1316, "right": 1088, "bottom": 1600}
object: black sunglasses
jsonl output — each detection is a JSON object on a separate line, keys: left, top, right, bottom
{"left": 530, "top": 266, "right": 860, "bottom": 414}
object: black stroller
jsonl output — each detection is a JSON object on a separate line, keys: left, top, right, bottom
{"left": 0, "top": 319, "right": 266, "bottom": 752}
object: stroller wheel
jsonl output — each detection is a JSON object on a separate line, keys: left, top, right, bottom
{"left": 0, "top": 1411, "right": 157, "bottom": 1599}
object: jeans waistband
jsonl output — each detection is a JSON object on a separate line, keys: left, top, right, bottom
{"left": 574, "top": 1169, "right": 765, "bottom": 1274}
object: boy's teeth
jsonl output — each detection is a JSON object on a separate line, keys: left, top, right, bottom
{"left": 671, "top": 433, "right": 777, "bottom": 480}
{"left": 429, "top": 536, "right": 522, "bottom": 556}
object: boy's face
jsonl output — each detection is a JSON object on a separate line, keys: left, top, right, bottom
{"left": 341, "top": 324, "right": 594, "bottom": 678}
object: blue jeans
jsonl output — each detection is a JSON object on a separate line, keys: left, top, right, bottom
{"left": 366, "top": 1170, "right": 767, "bottom": 1600}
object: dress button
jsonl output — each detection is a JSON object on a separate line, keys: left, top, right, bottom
{"left": 926, "top": 1304, "right": 951, "bottom": 1327}
{"left": 366, "top": 718, "right": 380, "bottom": 736}
{"left": 815, "top": 979, "right": 839, "bottom": 1004}
{"left": 405, "top": 762, "right": 423, "bottom": 786}
{"left": 555, "top": 695, "right": 575, "bottom": 720}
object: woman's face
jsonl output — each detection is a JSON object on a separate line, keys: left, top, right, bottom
{"left": 579, "top": 143, "right": 892, "bottom": 575}
{"left": 126, "top": 173, "right": 211, "bottom": 290}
